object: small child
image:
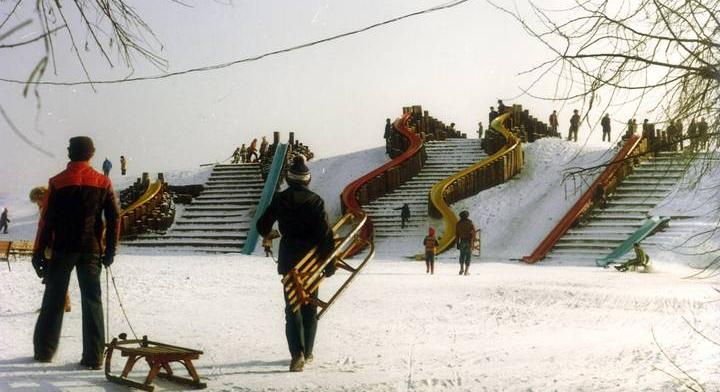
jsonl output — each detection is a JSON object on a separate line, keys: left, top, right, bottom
{"left": 423, "top": 228, "right": 439, "bottom": 274}
{"left": 262, "top": 236, "right": 274, "bottom": 258}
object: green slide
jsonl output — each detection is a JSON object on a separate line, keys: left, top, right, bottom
{"left": 242, "top": 143, "right": 289, "bottom": 254}
{"left": 596, "top": 216, "right": 670, "bottom": 267}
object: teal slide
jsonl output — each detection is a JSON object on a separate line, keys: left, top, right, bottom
{"left": 596, "top": 216, "right": 670, "bottom": 267}
{"left": 242, "top": 143, "right": 289, "bottom": 254}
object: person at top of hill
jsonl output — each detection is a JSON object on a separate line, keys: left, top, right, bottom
{"left": 232, "top": 147, "right": 242, "bottom": 164}
{"left": 259, "top": 136, "right": 269, "bottom": 158}
{"left": 698, "top": 117, "right": 709, "bottom": 150}
{"left": 32, "top": 136, "right": 120, "bottom": 369}
{"left": 456, "top": 211, "right": 476, "bottom": 276}
{"left": 0, "top": 207, "right": 9, "bottom": 234}
{"left": 102, "top": 158, "right": 112, "bottom": 177}
{"left": 394, "top": 203, "right": 411, "bottom": 229}
{"left": 549, "top": 110, "right": 559, "bottom": 135}
{"left": 423, "top": 228, "right": 439, "bottom": 274}
{"left": 489, "top": 107, "right": 499, "bottom": 126}
{"left": 120, "top": 155, "right": 127, "bottom": 176}
{"left": 497, "top": 99, "right": 507, "bottom": 113}
{"left": 247, "top": 138, "right": 259, "bottom": 163}
{"left": 256, "top": 154, "right": 335, "bottom": 372}
{"left": 568, "top": 109, "right": 580, "bottom": 142}
{"left": 601, "top": 113, "right": 611, "bottom": 142}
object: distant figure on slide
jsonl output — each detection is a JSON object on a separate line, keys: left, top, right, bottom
{"left": 601, "top": 114, "right": 611, "bottom": 142}
{"left": 568, "top": 109, "right": 580, "bottom": 142}
{"left": 120, "top": 155, "right": 127, "bottom": 176}
{"left": 102, "top": 158, "right": 112, "bottom": 177}
{"left": 615, "top": 243, "right": 650, "bottom": 272}
{"left": 0, "top": 208, "right": 9, "bottom": 234}
{"left": 256, "top": 154, "right": 336, "bottom": 372}
{"left": 394, "top": 203, "right": 411, "bottom": 229}
{"left": 455, "top": 211, "right": 476, "bottom": 276}
{"left": 549, "top": 110, "right": 559, "bottom": 136}
{"left": 246, "top": 138, "right": 259, "bottom": 163}
{"left": 423, "top": 228, "right": 439, "bottom": 274}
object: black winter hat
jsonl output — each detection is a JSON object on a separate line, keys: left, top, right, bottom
{"left": 287, "top": 154, "right": 310, "bottom": 184}
{"left": 68, "top": 136, "right": 95, "bottom": 161}
{"left": 459, "top": 210, "right": 470, "bottom": 219}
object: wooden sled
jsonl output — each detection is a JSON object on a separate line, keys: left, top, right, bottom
{"left": 105, "top": 334, "right": 206, "bottom": 391}
{"left": 283, "top": 212, "right": 375, "bottom": 319}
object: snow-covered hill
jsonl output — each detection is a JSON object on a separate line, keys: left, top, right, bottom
{"left": 1, "top": 141, "right": 719, "bottom": 391}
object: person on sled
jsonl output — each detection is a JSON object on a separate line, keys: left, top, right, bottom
{"left": 257, "top": 155, "right": 335, "bottom": 372}
{"left": 615, "top": 243, "right": 651, "bottom": 272}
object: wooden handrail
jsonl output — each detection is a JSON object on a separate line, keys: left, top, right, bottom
{"left": 428, "top": 112, "right": 524, "bottom": 254}
{"left": 522, "top": 135, "right": 645, "bottom": 263}
{"left": 340, "top": 112, "right": 425, "bottom": 253}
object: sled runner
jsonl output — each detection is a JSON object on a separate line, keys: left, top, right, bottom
{"left": 283, "top": 212, "right": 375, "bottom": 319}
{"left": 105, "top": 334, "right": 206, "bottom": 391}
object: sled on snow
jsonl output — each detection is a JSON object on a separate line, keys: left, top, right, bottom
{"left": 105, "top": 334, "right": 206, "bottom": 391}
{"left": 596, "top": 216, "right": 670, "bottom": 267}
{"left": 282, "top": 212, "right": 375, "bottom": 319}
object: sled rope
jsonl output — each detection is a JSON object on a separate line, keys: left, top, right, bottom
{"left": 108, "top": 266, "right": 139, "bottom": 340}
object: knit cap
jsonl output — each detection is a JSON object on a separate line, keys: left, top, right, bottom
{"left": 287, "top": 154, "right": 310, "bottom": 184}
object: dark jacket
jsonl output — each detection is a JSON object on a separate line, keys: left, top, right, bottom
{"left": 395, "top": 204, "right": 411, "bottom": 218}
{"left": 0, "top": 210, "right": 8, "bottom": 224}
{"left": 257, "top": 183, "right": 334, "bottom": 275}
{"left": 34, "top": 161, "right": 120, "bottom": 256}
{"left": 456, "top": 218, "right": 476, "bottom": 244}
{"left": 601, "top": 116, "right": 611, "bottom": 132}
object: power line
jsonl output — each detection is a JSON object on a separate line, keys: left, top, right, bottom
{"left": 0, "top": 0, "right": 473, "bottom": 87}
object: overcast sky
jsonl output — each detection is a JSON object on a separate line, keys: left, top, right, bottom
{"left": 1, "top": 0, "right": 640, "bottom": 194}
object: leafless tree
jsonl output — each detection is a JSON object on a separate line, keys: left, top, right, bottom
{"left": 1, "top": 0, "right": 168, "bottom": 155}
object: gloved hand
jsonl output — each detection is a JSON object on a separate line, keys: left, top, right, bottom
{"left": 102, "top": 253, "right": 114, "bottom": 267}
{"left": 323, "top": 260, "right": 337, "bottom": 278}
{"left": 31, "top": 253, "right": 47, "bottom": 278}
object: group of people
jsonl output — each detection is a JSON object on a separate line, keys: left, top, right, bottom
{"left": 101, "top": 156, "right": 127, "bottom": 176}
{"left": 548, "top": 109, "right": 582, "bottom": 142}
{"left": 232, "top": 137, "right": 268, "bottom": 164}
{"left": 423, "top": 211, "right": 478, "bottom": 276}
{"left": 666, "top": 117, "right": 710, "bottom": 151}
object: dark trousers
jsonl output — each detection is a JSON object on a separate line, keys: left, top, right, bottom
{"left": 458, "top": 241, "right": 472, "bottom": 266}
{"left": 568, "top": 128, "right": 578, "bottom": 142}
{"left": 401, "top": 216, "right": 408, "bottom": 229}
{"left": 0, "top": 221, "right": 7, "bottom": 233}
{"left": 602, "top": 130, "right": 611, "bottom": 141}
{"left": 34, "top": 252, "right": 105, "bottom": 364}
{"left": 283, "top": 288, "right": 318, "bottom": 357}
{"left": 425, "top": 252, "right": 435, "bottom": 273}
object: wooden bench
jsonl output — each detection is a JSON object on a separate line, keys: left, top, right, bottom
{"left": 105, "top": 335, "right": 206, "bottom": 391}
{"left": 0, "top": 240, "right": 11, "bottom": 271}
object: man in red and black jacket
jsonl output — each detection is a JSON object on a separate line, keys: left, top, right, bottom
{"left": 32, "top": 136, "right": 120, "bottom": 369}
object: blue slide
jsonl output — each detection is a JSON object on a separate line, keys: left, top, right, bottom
{"left": 596, "top": 216, "right": 670, "bottom": 267}
{"left": 242, "top": 143, "right": 289, "bottom": 254}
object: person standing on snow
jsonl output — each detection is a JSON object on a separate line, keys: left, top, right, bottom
{"left": 256, "top": 154, "right": 335, "bottom": 372}
{"left": 601, "top": 114, "right": 611, "bottom": 142}
{"left": 568, "top": 109, "right": 580, "bottom": 142}
{"left": 455, "top": 211, "right": 476, "bottom": 276}
{"left": 0, "top": 207, "right": 9, "bottom": 234}
{"left": 102, "top": 158, "right": 112, "bottom": 177}
{"left": 549, "top": 110, "right": 559, "bottom": 136}
{"left": 119, "top": 155, "right": 127, "bottom": 176}
{"left": 31, "top": 136, "right": 120, "bottom": 369}
{"left": 423, "top": 228, "right": 439, "bottom": 274}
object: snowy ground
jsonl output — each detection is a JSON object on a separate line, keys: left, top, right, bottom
{"left": 1, "top": 141, "right": 719, "bottom": 391}
{"left": 1, "top": 255, "right": 718, "bottom": 391}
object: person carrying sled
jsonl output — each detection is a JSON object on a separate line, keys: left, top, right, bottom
{"left": 394, "top": 203, "right": 411, "bottom": 229}
{"left": 257, "top": 154, "right": 335, "bottom": 372}
{"left": 456, "top": 211, "right": 476, "bottom": 276}
{"left": 102, "top": 158, "right": 112, "bottom": 177}
{"left": 423, "top": 228, "right": 439, "bottom": 274}
{"left": 32, "top": 136, "right": 120, "bottom": 369}
{"left": 615, "top": 242, "right": 650, "bottom": 272}
{"left": 0, "top": 207, "right": 9, "bottom": 234}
